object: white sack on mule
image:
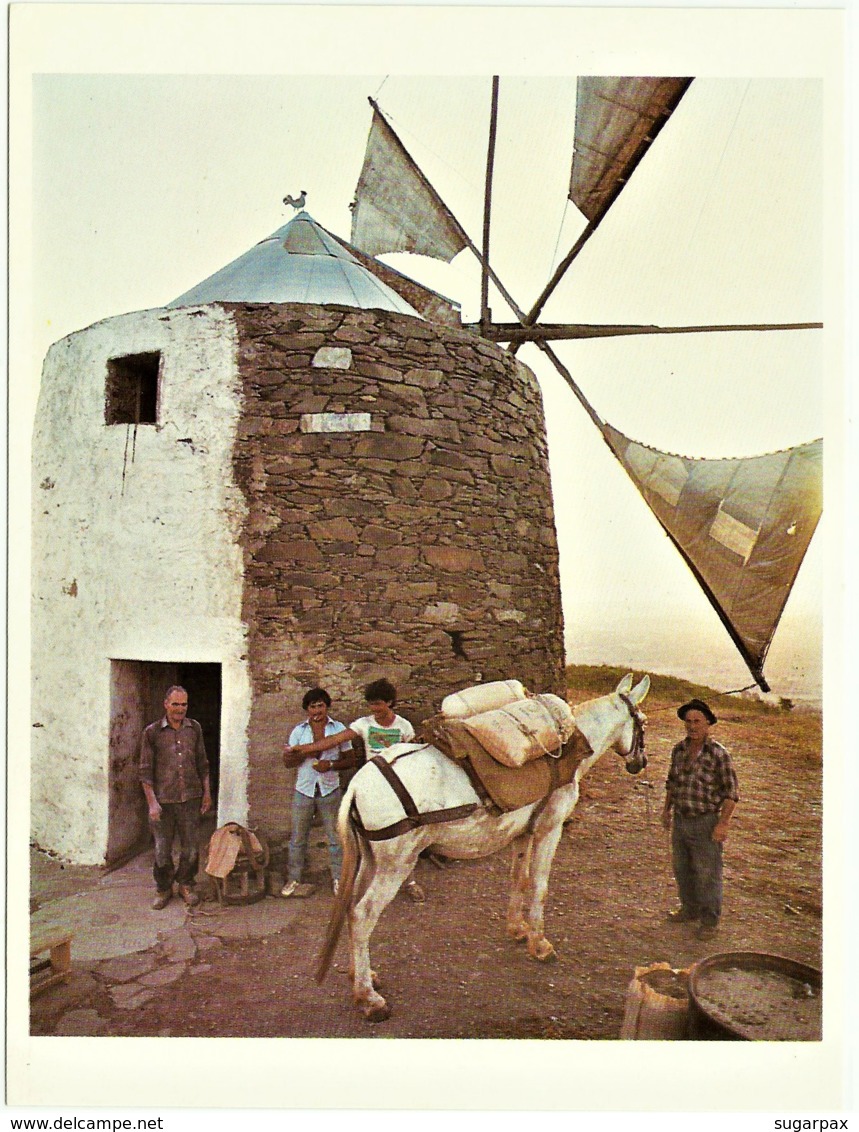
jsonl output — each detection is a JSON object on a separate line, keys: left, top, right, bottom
{"left": 441, "top": 679, "right": 527, "bottom": 719}
{"left": 463, "top": 694, "right": 576, "bottom": 768}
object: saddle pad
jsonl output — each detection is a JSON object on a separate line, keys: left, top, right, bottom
{"left": 440, "top": 679, "right": 527, "bottom": 719}
{"left": 420, "top": 715, "right": 484, "bottom": 760}
{"left": 465, "top": 729, "right": 593, "bottom": 812}
{"left": 463, "top": 695, "right": 575, "bottom": 768}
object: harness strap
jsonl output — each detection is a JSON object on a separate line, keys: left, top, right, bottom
{"left": 618, "top": 692, "right": 646, "bottom": 759}
{"left": 370, "top": 755, "right": 420, "bottom": 818}
{"left": 354, "top": 804, "right": 480, "bottom": 842}
{"left": 349, "top": 754, "right": 478, "bottom": 842}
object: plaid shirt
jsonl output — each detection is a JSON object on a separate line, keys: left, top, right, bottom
{"left": 665, "top": 737, "right": 739, "bottom": 816}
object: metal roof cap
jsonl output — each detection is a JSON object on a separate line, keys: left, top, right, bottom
{"left": 167, "top": 211, "right": 421, "bottom": 316}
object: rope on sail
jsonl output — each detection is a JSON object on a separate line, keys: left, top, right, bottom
{"left": 685, "top": 80, "right": 750, "bottom": 254}
{"left": 548, "top": 198, "right": 573, "bottom": 285}
{"left": 511, "top": 77, "right": 693, "bottom": 348}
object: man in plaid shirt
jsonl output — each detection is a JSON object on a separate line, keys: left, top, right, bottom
{"left": 661, "top": 697, "right": 739, "bottom": 940}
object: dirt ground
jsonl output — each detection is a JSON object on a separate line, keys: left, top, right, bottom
{"left": 30, "top": 674, "right": 822, "bottom": 1040}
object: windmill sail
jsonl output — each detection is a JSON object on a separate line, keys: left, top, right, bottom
{"left": 569, "top": 77, "right": 692, "bottom": 223}
{"left": 520, "top": 76, "right": 692, "bottom": 333}
{"left": 351, "top": 102, "right": 468, "bottom": 262}
{"left": 603, "top": 427, "right": 822, "bottom": 690}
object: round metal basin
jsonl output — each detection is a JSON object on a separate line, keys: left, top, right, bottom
{"left": 687, "top": 951, "right": 821, "bottom": 1041}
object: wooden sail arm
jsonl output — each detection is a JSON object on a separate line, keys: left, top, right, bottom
{"left": 535, "top": 340, "right": 605, "bottom": 434}
{"left": 357, "top": 90, "right": 802, "bottom": 697}
{"left": 510, "top": 222, "right": 595, "bottom": 346}
{"left": 468, "top": 320, "right": 823, "bottom": 343}
{"left": 481, "top": 78, "right": 500, "bottom": 333}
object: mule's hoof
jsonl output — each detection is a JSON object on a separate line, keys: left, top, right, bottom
{"left": 507, "top": 923, "right": 529, "bottom": 942}
{"left": 404, "top": 880, "right": 425, "bottom": 903}
{"left": 363, "top": 1001, "right": 391, "bottom": 1023}
{"left": 528, "top": 940, "right": 558, "bottom": 962}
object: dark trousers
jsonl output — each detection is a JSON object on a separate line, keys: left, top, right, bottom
{"left": 671, "top": 811, "right": 723, "bottom": 924}
{"left": 151, "top": 797, "right": 201, "bottom": 892}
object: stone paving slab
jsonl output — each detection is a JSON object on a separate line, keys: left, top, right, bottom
{"left": 53, "top": 1009, "right": 108, "bottom": 1036}
{"left": 138, "top": 962, "right": 187, "bottom": 988}
{"left": 31, "top": 886, "right": 188, "bottom": 961}
{"left": 109, "top": 984, "right": 157, "bottom": 1010}
{"left": 94, "top": 952, "right": 157, "bottom": 983}
{"left": 191, "top": 896, "right": 302, "bottom": 940}
{"left": 161, "top": 927, "right": 198, "bottom": 963}
{"left": 192, "top": 933, "right": 224, "bottom": 952}
{"left": 30, "top": 847, "right": 307, "bottom": 968}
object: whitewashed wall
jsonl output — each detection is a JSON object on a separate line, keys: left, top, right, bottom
{"left": 31, "top": 306, "right": 250, "bottom": 863}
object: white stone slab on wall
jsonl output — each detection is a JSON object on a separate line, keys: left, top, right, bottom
{"left": 311, "top": 346, "right": 353, "bottom": 369}
{"left": 299, "top": 412, "right": 372, "bottom": 434}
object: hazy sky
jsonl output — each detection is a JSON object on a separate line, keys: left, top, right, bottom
{"left": 21, "top": 32, "right": 833, "bottom": 699}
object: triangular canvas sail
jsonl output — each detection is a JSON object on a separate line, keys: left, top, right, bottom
{"left": 603, "top": 427, "right": 822, "bottom": 689}
{"left": 351, "top": 105, "right": 468, "bottom": 262}
{"left": 570, "top": 77, "right": 692, "bottom": 223}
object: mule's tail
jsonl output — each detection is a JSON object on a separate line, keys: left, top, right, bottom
{"left": 315, "top": 785, "right": 360, "bottom": 984}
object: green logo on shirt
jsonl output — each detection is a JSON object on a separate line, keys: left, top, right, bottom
{"left": 366, "top": 726, "right": 407, "bottom": 752}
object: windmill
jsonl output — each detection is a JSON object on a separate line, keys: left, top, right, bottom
{"left": 347, "top": 77, "right": 823, "bottom": 693}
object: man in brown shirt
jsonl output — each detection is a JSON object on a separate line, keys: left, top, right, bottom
{"left": 140, "top": 686, "right": 212, "bottom": 909}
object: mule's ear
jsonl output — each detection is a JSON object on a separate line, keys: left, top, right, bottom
{"left": 630, "top": 674, "right": 651, "bottom": 704}
{"left": 616, "top": 673, "right": 634, "bottom": 694}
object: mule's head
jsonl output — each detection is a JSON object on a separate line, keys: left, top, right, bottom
{"left": 612, "top": 674, "right": 650, "bottom": 774}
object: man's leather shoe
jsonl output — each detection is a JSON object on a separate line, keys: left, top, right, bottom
{"left": 152, "top": 890, "right": 172, "bottom": 910}
{"left": 666, "top": 907, "right": 698, "bottom": 923}
{"left": 179, "top": 885, "right": 200, "bottom": 907}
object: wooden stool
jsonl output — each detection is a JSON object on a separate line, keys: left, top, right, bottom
{"left": 30, "top": 931, "right": 73, "bottom": 997}
{"left": 208, "top": 826, "right": 270, "bottom": 906}
{"left": 213, "top": 858, "right": 268, "bottom": 905}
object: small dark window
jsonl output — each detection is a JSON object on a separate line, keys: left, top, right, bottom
{"left": 105, "top": 352, "right": 161, "bottom": 425}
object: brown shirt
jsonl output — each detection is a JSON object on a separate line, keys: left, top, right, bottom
{"left": 139, "top": 717, "right": 209, "bottom": 804}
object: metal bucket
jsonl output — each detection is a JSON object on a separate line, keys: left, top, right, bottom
{"left": 687, "top": 951, "right": 821, "bottom": 1041}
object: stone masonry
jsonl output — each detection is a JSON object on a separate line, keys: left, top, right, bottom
{"left": 227, "top": 303, "right": 565, "bottom": 832}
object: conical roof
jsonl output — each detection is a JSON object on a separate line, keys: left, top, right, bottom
{"left": 167, "top": 211, "right": 421, "bottom": 316}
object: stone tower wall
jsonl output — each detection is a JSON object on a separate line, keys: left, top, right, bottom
{"left": 228, "top": 303, "right": 565, "bottom": 834}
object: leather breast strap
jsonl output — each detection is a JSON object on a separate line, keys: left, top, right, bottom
{"left": 350, "top": 754, "right": 478, "bottom": 842}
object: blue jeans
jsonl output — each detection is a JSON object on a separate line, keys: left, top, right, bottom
{"left": 671, "top": 811, "right": 723, "bottom": 924}
{"left": 287, "top": 788, "right": 342, "bottom": 883}
{"left": 151, "top": 797, "right": 201, "bottom": 892}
